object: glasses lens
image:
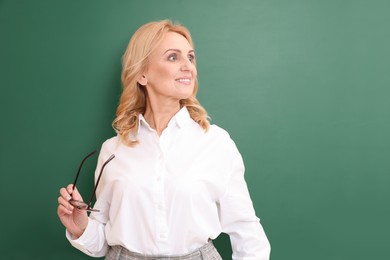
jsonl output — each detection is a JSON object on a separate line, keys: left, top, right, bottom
{"left": 69, "top": 199, "right": 88, "bottom": 210}
{"left": 69, "top": 199, "right": 100, "bottom": 212}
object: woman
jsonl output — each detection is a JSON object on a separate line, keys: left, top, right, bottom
{"left": 57, "top": 20, "right": 271, "bottom": 259}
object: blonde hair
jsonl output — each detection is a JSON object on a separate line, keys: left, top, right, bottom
{"left": 112, "top": 20, "right": 210, "bottom": 147}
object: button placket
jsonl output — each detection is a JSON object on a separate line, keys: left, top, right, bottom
{"left": 155, "top": 147, "right": 168, "bottom": 242}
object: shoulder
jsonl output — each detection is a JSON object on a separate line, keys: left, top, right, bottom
{"left": 210, "top": 124, "right": 243, "bottom": 158}
{"left": 188, "top": 118, "right": 230, "bottom": 138}
{"left": 206, "top": 124, "right": 235, "bottom": 146}
{"left": 198, "top": 123, "right": 241, "bottom": 156}
{"left": 208, "top": 124, "right": 231, "bottom": 138}
{"left": 100, "top": 135, "right": 121, "bottom": 154}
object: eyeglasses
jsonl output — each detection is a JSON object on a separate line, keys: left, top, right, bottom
{"left": 69, "top": 150, "right": 115, "bottom": 212}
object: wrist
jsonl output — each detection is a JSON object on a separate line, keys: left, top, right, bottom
{"left": 71, "top": 218, "right": 88, "bottom": 239}
{"left": 72, "top": 226, "right": 86, "bottom": 239}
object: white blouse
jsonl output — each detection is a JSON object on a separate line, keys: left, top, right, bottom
{"left": 67, "top": 107, "right": 270, "bottom": 259}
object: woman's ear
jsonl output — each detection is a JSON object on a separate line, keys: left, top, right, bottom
{"left": 138, "top": 75, "right": 147, "bottom": 86}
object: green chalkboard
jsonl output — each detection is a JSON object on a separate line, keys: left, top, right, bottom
{"left": 1, "top": 0, "right": 389, "bottom": 259}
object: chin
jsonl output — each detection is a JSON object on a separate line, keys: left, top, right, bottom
{"left": 175, "top": 87, "right": 194, "bottom": 100}
{"left": 178, "top": 94, "right": 193, "bottom": 101}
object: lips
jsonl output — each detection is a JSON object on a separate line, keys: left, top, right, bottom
{"left": 175, "top": 77, "right": 192, "bottom": 84}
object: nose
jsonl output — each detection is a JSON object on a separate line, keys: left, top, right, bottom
{"left": 180, "top": 58, "right": 193, "bottom": 72}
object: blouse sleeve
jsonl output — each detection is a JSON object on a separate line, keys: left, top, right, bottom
{"left": 65, "top": 217, "right": 108, "bottom": 257}
{"left": 65, "top": 142, "right": 112, "bottom": 257}
{"left": 219, "top": 140, "right": 271, "bottom": 260}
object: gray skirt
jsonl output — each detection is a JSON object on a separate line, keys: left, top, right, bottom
{"left": 105, "top": 241, "right": 222, "bottom": 260}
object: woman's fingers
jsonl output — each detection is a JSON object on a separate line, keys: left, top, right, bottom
{"left": 57, "top": 202, "right": 73, "bottom": 215}
{"left": 58, "top": 187, "right": 73, "bottom": 212}
{"left": 66, "top": 184, "right": 84, "bottom": 201}
{"left": 60, "top": 187, "right": 72, "bottom": 201}
{"left": 58, "top": 195, "right": 73, "bottom": 212}
{"left": 58, "top": 186, "right": 74, "bottom": 216}
{"left": 57, "top": 184, "right": 89, "bottom": 238}
{"left": 58, "top": 185, "right": 77, "bottom": 215}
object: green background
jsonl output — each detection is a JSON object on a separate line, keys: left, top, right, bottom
{"left": 0, "top": 0, "right": 389, "bottom": 259}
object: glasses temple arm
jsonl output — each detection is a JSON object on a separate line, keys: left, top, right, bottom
{"left": 71, "top": 150, "right": 97, "bottom": 192}
{"left": 87, "top": 154, "right": 115, "bottom": 208}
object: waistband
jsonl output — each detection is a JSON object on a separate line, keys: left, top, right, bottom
{"left": 106, "top": 241, "right": 220, "bottom": 260}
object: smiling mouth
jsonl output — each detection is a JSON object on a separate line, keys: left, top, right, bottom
{"left": 176, "top": 78, "right": 192, "bottom": 84}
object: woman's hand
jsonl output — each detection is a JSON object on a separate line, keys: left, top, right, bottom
{"left": 57, "top": 184, "right": 88, "bottom": 239}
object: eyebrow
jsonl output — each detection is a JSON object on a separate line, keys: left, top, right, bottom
{"left": 164, "top": 49, "right": 195, "bottom": 55}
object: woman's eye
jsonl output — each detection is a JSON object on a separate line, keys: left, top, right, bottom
{"left": 188, "top": 55, "right": 195, "bottom": 62}
{"left": 168, "top": 54, "right": 177, "bottom": 61}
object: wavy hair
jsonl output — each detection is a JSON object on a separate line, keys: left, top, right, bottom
{"left": 112, "top": 20, "right": 210, "bottom": 147}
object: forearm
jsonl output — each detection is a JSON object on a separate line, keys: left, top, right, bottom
{"left": 66, "top": 217, "right": 108, "bottom": 257}
{"left": 228, "top": 220, "right": 271, "bottom": 260}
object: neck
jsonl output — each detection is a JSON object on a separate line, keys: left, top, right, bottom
{"left": 143, "top": 98, "right": 181, "bottom": 136}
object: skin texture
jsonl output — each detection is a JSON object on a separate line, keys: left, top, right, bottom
{"left": 141, "top": 32, "right": 197, "bottom": 135}
{"left": 57, "top": 31, "right": 197, "bottom": 238}
{"left": 57, "top": 185, "right": 88, "bottom": 238}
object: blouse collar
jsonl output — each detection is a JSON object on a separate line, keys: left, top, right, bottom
{"left": 138, "top": 106, "right": 191, "bottom": 134}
